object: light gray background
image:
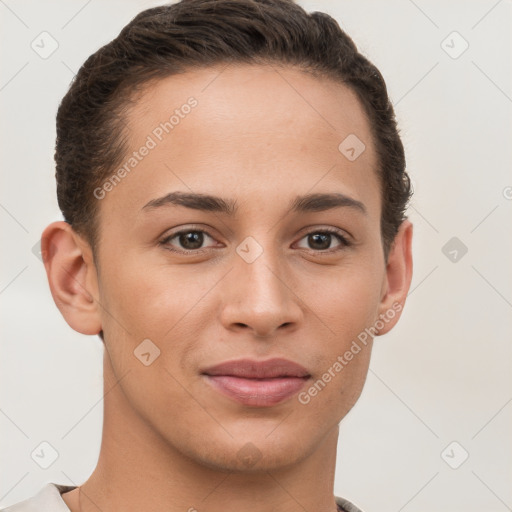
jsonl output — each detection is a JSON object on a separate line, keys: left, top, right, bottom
{"left": 1, "top": 1, "right": 511, "bottom": 511}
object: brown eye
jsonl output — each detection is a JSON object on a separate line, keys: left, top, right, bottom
{"left": 160, "top": 229, "right": 218, "bottom": 253}
{"left": 178, "top": 231, "right": 204, "bottom": 250}
{"left": 296, "top": 229, "right": 350, "bottom": 252}
{"left": 308, "top": 233, "right": 332, "bottom": 250}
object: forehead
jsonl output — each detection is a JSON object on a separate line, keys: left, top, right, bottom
{"left": 98, "top": 64, "right": 380, "bottom": 225}
{"left": 130, "top": 64, "right": 374, "bottom": 155}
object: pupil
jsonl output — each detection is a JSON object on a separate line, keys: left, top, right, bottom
{"left": 309, "top": 233, "right": 330, "bottom": 250}
{"left": 177, "top": 232, "right": 332, "bottom": 251}
{"left": 181, "top": 231, "right": 203, "bottom": 249}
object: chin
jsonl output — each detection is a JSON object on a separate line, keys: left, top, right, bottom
{"left": 181, "top": 432, "right": 312, "bottom": 474}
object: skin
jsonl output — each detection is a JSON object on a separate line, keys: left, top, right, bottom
{"left": 42, "top": 64, "right": 413, "bottom": 512}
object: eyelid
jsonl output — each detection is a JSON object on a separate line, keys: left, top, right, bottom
{"left": 159, "top": 225, "right": 352, "bottom": 254}
{"left": 293, "top": 226, "right": 351, "bottom": 252}
{"left": 159, "top": 225, "right": 221, "bottom": 253}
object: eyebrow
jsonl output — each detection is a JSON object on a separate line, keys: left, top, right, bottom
{"left": 142, "top": 191, "right": 367, "bottom": 215}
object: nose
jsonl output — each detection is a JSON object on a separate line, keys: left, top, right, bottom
{"left": 219, "top": 243, "right": 303, "bottom": 338}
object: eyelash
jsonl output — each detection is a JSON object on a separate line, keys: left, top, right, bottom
{"left": 159, "top": 226, "right": 351, "bottom": 255}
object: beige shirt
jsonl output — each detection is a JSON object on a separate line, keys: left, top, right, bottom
{"left": 0, "top": 483, "right": 364, "bottom": 512}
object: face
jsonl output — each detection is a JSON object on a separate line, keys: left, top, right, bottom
{"left": 87, "top": 64, "right": 395, "bottom": 471}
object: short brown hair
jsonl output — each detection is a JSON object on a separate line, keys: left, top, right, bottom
{"left": 55, "top": 0, "right": 411, "bottom": 260}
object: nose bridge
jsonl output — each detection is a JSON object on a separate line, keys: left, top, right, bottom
{"left": 220, "top": 235, "right": 302, "bottom": 336}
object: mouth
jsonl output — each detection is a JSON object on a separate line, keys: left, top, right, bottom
{"left": 201, "top": 358, "right": 311, "bottom": 407}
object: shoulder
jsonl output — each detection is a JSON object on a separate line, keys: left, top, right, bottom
{"left": 335, "top": 495, "right": 365, "bottom": 512}
{"left": 1, "top": 485, "right": 363, "bottom": 512}
{"left": 0, "top": 483, "right": 75, "bottom": 512}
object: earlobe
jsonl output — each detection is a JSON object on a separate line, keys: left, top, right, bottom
{"left": 375, "top": 220, "right": 413, "bottom": 336}
{"left": 41, "top": 221, "right": 102, "bottom": 335}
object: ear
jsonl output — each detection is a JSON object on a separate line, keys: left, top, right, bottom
{"left": 375, "top": 220, "right": 413, "bottom": 336}
{"left": 41, "top": 221, "right": 102, "bottom": 335}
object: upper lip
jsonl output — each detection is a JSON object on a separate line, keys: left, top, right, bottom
{"left": 201, "top": 358, "right": 310, "bottom": 379}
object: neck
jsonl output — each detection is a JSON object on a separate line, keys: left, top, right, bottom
{"left": 74, "top": 351, "right": 340, "bottom": 512}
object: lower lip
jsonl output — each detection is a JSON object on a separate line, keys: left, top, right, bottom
{"left": 204, "top": 375, "right": 309, "bottom": 407}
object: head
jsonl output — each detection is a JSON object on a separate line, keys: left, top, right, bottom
{"left": 42, "top": 0, "right": 413, "bottom": 472}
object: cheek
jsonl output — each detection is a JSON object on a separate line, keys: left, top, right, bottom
{"left": 297, "top": 276, "right": 378, "bottom": 420}
{"left": 298, "top": 347, "right": 372, "bottom": 430}
{"left": 298, "top": 260, "right": 383, "bottom": 406}
{"left": 97, "top": 256, "right": 224, "bottom": 369}
{"left": 98, "top": 255, "right": 185, "bottom": 335}
{"left": 306, "top": 258, "right": 384, "bottom": 338}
